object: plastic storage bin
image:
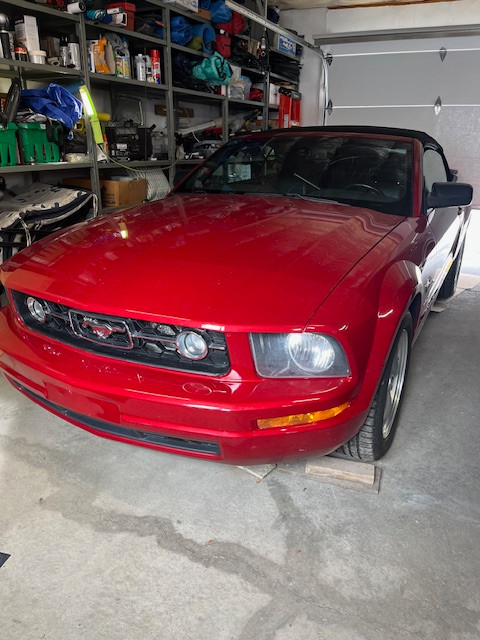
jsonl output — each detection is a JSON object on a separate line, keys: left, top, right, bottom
{"left": 17, "top": 122, "right": 60, "bottom": 164}
{"left": 0, "top": 123, "right": 18, "bottom": 166}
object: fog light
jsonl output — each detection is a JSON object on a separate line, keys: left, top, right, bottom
{"left": 256, "top": 402, "right": 350, "bottom": 430}
{"left": 176, "top": 331, "right": 208, "bottom": 360}
{"left": 26, "top": 296, "right": 46, "bottom": 323}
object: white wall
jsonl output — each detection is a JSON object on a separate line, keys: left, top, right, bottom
{"left": 280, "top": 8, "right": 327, "bottom": 41}
{"left": 280, "top": 9, "right": 327, "bottom": 126}
{"left": 325, "top": 0, "right": 480, "bottom": 33}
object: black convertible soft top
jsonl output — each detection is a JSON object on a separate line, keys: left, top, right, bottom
{"left": 267, "top": 125, "right": 442, "bottom": 152}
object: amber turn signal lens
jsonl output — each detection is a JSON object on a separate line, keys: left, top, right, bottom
{"left": 256, "top": 402, "right": 350, "bottom": 430}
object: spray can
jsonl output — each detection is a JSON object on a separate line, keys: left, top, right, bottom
{"left": 59, "top": 35, "right": 70, "bottom": 67}
{"left": 143, "top": 53, "right": 153, "bottom": 83}
{"left": 134, "top": 53, "right": 145, "bottom": 82}
{"left": 67, "top": 33, "right": 81, "bottom": 70}
{"left": 122, "top": 37, "right": 131, "bottom": 78}
{"left": 150, "top": 49, "right": 161, "bottom": 84}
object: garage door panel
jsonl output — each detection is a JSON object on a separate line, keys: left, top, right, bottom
{"left": 325, "top": 35, "right": 480, "bottom": 57}
{"left": 327, "top": 105, "right": 435, "bottom": 131}
{"left": 329, "top": 52, "right": 480, "bottom": 107}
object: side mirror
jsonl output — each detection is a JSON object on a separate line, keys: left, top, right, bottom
{"left": 427, "top": 182, "right": 473, "bottom": 208}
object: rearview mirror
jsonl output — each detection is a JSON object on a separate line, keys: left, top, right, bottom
{"left": 427, "top": 182, "right": 473, "bottom": 208}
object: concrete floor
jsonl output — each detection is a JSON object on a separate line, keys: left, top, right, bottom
{"left": 1, "top": 284, "right": 480, "bottom": 639}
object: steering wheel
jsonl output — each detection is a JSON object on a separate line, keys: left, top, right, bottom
{"left": 344, "top": 183, "right": 385, "bottom": 196}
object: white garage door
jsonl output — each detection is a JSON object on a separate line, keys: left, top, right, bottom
{"left": 319, "top": 34, "right": 480, "bottom": 204}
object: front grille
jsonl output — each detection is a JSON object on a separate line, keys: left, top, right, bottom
{"left": 8, "top": 377, "right": 221, "bottom": 456}
{"left": 12, "top": 290, "right": 230, "bottom": 376}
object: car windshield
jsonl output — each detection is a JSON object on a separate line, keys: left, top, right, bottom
{"left": 176, "top": 134, "right": 414, "bottom": 216}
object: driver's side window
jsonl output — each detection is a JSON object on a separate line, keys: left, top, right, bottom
{"left": 423, "top": 149, "right": 448, "bottom": 192}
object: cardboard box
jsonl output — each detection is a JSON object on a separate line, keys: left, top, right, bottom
{"left": 197, "top": 8, "right": 211, "bottom": 19}
{"left": 102, "top": 179, "right": 147, "bottom": 207}
{"left": 63, "top": 178, "right": 147, "bottom": 208}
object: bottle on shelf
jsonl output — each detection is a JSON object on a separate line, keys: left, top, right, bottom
{"left": 67, "top": 34, "right": 81, "bottom": 70}
{"left": 134, "top": 53, "right": 146, "bottom": 81}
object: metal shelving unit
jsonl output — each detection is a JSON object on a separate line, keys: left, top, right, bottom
{"left": 0, "top": 0, "right": 305, "bottom": 213}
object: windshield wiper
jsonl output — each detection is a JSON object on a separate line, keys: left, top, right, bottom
{"left": 293, "top": 173, "right": 321, "bottom": 190}
{"left": 280, "top": 193, "right": 347, "bottom": 205}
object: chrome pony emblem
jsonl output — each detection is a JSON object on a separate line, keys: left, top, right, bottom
{"left": 82, "top": 317, "right": 125, "bottom": 340}
{"left": 69, "top": 311, "right": 134, "bottom": 349}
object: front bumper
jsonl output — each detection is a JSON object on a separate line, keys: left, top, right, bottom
{"left": 0, "top": 304, "right": 368, "bottom": 464}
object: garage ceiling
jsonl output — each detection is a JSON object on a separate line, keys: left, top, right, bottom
{"left": 276, "top": 0, "right": 460, "bottom": 11}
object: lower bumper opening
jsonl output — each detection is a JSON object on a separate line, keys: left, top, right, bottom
{"left": 8, "top": 376, "right": 221, "bottom": 457}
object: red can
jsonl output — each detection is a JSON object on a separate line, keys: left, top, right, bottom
{"left": 150, "top": 49, "right": 161, "bottom": 84}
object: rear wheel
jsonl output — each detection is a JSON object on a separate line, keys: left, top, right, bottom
{"left": 438, "top": 241, "right": 465, "bottom": 299}
{"left": 339, "top": 313, "right": 413, "bottom": 461}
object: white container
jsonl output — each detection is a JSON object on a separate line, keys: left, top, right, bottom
{"left": 14, "top": 15, "right": 40, "bottom": 53}
{"left": 29, "top": 49, "right": 47, "bottom": 64}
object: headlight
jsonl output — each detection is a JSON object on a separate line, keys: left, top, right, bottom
{"left": 250, "top": 333, "right": 350, "bottom": 378}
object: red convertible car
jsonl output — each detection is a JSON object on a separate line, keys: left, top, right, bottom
{"left": 0, "top": 126, "right": 472, "bottom": 463}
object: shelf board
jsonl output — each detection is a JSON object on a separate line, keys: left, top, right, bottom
{"left": 0, "top": 0, "right": 79, "bottom": 21}
{"left": 268, "top": 104, "right": 279, "bottom": 110}
{"left": 89, "top": 72, "right": 167, "bottom": 93}
{"left": 173, "top": 86, "right": 224, "bottom": 103}
{"left": 171, "top": 43, "right": 208, "bottom": 58}
{"left": 269, "top": 71, "right": 299, "bottom": 84}
{"left": 229, "top": 98, "right": 265, "bottom": 108}
{"left": 176, "top": 158, "right": 203, "bottom": 164}
{"left": 98, "top": 160, "right": 171, "bottom": 168}
{"left": 0, "top": 57, "right": 84, "bottom": 79}
{"left": 164, "top": 4, "right": 210, "bottom": 24}
{"left": 271, "top": 48, "right": 302, "bottom": 62}
{"left": 1, "top": 162, "right": 93, "bottom": 174}
{"left": 85, "top": 20, "right": 166, "bottom": 47}
{"left": 238, "top": 65, "right": 266, "bottom": 77}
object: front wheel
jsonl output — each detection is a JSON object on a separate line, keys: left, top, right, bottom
{"left": 339, "top": 313, "right": 413, "bottom": 461}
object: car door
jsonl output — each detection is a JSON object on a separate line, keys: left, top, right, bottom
{"left": 423, "top": 148, "right": 463, "bottom": 296}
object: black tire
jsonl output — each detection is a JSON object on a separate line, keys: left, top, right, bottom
{"left": 339, "top": 313, "right": 413, "bottom": 461}
{"left": 438, "top": 241, "right": 465, "bottom": 300}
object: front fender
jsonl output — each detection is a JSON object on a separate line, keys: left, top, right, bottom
{"left": 362, "top": 260, "right": 422, "bottom": 405}
{"left": 306, "top": 255, "right": 422, "bottom": 415}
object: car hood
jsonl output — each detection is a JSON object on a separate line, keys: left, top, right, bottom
{"left": 2, "top": 194, "right": 404, "bottom": 331}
